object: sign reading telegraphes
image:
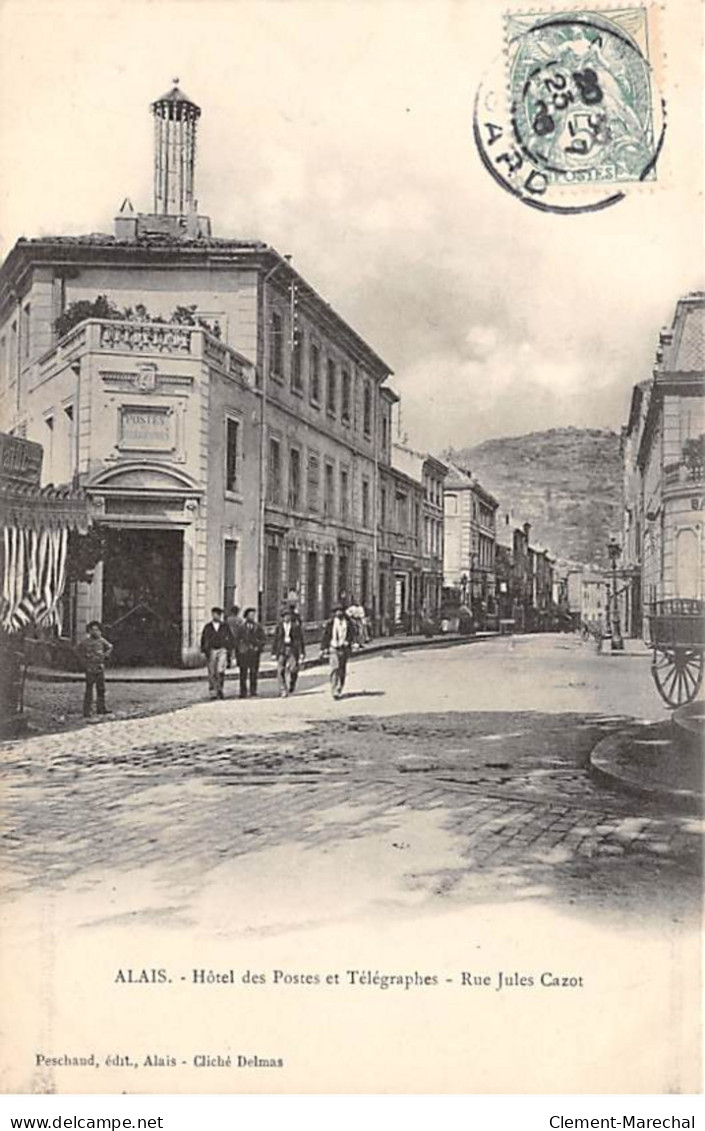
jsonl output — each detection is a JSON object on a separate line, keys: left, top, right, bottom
{"left": 0, "top": 431, "right": 43, "bottom": 485}
{"left": 118, "top": 404, "right": 175, "bottom": 451}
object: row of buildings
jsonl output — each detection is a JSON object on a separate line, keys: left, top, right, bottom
{"left": 619, "top": 292, "right": 704, "bottom": 635}
{"left": 0, "top": 85, "right": 565, "bottom": 666}
{"left": 559, "top": 293, "right": 704, "bottom": 643}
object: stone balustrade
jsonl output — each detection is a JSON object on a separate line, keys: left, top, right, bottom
{"left": 32, "top": 319, "right": 255, "bottom": 387}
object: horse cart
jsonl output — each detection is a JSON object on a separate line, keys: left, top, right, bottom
{"left": 646, "top": 598, "right": 705, "bottom": 708}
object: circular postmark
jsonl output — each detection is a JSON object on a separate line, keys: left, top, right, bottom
{"left": 474, "top": 9, "right": 666, "bottom": 213}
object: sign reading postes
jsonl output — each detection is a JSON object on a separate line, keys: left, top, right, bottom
{"left": 0, "top": 431, "right": 43, "bottom": 486}
{"left": 119, "top": 406, "right": 174, "bottom": 451}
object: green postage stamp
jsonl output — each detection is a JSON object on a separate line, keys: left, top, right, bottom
{"left": 474, "top": 6, "right": 666, "bottom": 212}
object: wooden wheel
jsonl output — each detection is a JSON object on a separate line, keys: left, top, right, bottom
{"left": 651, "top": 647, "right": 704, "bottom": 708}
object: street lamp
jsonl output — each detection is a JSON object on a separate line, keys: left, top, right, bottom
{"left": 469, "top": 551, "right": 478, "bottom": 610}
{"left": 460, "top": 572, "right": 469, "bottom": 607}
{"left": 607, "top": 535, "right": 624, "bottom": 652}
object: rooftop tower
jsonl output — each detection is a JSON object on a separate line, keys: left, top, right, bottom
{"left": 115, "top": 81, "right": 211, "bottom": 241}
{"left": 151, "top": 80, "right": 201, "bottom": 216}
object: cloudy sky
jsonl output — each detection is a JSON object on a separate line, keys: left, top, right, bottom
{"left": 0, "top": 0, "right": 702, "bottom": 451}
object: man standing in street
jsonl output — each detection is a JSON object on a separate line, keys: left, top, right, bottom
{"left": 200, "top": 607, "right": 234, "bottom": 700}
{"left": 236, "top": 607, "right": 266, "bottom": 698}
{"left": 77, "top": 620, "right": 113, "bottom": 718}
{"left": 322, "top": 603, "right": 354, "bottom": 699}
{"left": 273, "top": 605, "right": 306, "bottom": 697}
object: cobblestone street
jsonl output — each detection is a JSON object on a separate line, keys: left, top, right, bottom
{"left": 2, "top": 635, "right": 701, "bottom": 927}
{"left": 2, "top": 633, "right": 702, "bottom": 1094}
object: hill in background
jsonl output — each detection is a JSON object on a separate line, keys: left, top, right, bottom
{"left": 444, "top": 427, "right": 622, "bottom": 569}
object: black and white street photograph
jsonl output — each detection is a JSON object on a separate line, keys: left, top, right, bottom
{"left": 0, "top": 0, "right": 703, "bottom": 1100}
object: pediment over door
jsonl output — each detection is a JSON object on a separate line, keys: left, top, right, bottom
{"left": 87, "top": 461, "right": 201, "bottom": 496}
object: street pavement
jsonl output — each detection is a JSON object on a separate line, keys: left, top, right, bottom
{"left": 2, "top": 634, "right": 701, "bottom": 924}
{"left": 2, "top": 633, "right": 702, "bottom": 1094}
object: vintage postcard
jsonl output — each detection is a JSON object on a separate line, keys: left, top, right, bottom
{"left": 0, "top": 0, "right": 702, "bottom": 1096}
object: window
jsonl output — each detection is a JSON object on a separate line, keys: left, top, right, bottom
{"left": 0, "top": 337, "right": 6, "bottom": 391}
{"left": 307, "top": 453, "right": 320, "bottom": 512}
{"left": 310, "top": 343, "right": 321, "bottom": 405}
{"left": 268, "top": 436, "right": 282, "bottom": 505}
{"left": 64, "top": 404, "right": 76, "bottom": 481}
{"left": 289, "top": 447, "right": 302, "bottom": 510}
{"left": 291, "top": 327, "right": 304, "bottom": 394}
{"left": 326, "top": 359, "right": 336, "bottom": 417}
{"left": 9, "top": 322, "right": 17, "bottom": 385}
{"left": 306, "top": 552, "right": 318, "bottom": 621}
{"left": 363, "top": 383, "right": 372, "bottom": 436}
{"left": 445, "top": 494, "right": 458, "bottom": 515}
{"left": 341, "top": 369, "right": 351, "bottom": 424}
{"left": 44, "top": 415, "right": 54, "bottom": 480}
{"left": 380, "top": 484, "right": 387, "bottom": 527}
{"left": 324, "top": 461, "right": 335, "bottom": 517}
{"left": 225, "top": 416, "right": 239, "bottom": 493}
{"left": 361, "top": 478, "right": 370, "bottom": 527}
{"left": 22, "top": 303, "right": 30, "bottom": 359}
{"left": 270, "top": 311, "right": 283, "bottom": 379}
{"left": 340, "top": 468, "right": 349, "bottom": 521}
{"left": 382, "top": 414, "right": 389, "bottom": 454}
{"left": 396, "top": 492, "right": 408, "bottom": 532}
{"left": 414, "top": 502, "right": 420, "bottom": 539}
{"left": 223, "top": 540, "right": 237, "bottom": 611}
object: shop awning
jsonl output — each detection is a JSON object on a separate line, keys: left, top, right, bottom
{"left": 0, "top": 482, "right": 93, "bottom": 633}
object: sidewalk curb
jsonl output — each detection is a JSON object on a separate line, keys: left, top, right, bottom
{"left": 27, "top": 631, "right": 500, "bottom": 685}
{"left": 589, "top": 727, "right": 704, "bottom": 815}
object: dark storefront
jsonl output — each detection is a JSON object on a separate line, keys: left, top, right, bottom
{"left": 102, "top": 527, "right": 183, "bottom": 665}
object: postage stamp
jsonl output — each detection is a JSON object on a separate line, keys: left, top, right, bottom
{"left": 473, "top": 6, "right": 666, "bottom": 213}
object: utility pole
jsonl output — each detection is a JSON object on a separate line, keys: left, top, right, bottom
{"left": 607, "top": 536, "right": 625, "bottom": 652}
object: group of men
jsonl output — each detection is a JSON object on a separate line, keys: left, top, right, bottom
{"left": 200, "top": 601, "right": 362, "bottom": 702}
{"left": 199, "top": 605, "right": 266, "bottom": 700}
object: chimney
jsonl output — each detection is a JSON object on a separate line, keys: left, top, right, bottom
{"left": 151, "top": 80, "right": 201, "bottom": 216}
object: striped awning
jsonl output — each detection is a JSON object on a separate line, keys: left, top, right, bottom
{"left": 0, "top": 483, "right": 93, "bottom": 633}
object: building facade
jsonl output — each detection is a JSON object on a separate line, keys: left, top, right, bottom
{"left": 0, "top": 85, "right": 398, "bottom": 664}
{"left": 392, "top": 442, "right": 447, "bottom": 624}
{"left": 621, "top": 293, "right": 705, "bottom": 635}
{"left": 443, "top": 462, "right": 498, "bottom": 626}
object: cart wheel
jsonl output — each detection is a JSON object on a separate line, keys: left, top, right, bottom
{"left": 651, "top": 647, "right": 704, "bottom": 708}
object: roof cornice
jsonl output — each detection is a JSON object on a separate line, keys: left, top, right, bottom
{"left": 0, "top": 236, "right": 394, "bottom": 378}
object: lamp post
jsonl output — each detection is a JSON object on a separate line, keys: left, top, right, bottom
{"left": 469, "top": 551, "right": 478, "bottom": 608}
{"left": 460, "top": 572, "right": 469, "bottom": 607}
{"left": 607, "top": 536, "right": 624, "bottom": 652}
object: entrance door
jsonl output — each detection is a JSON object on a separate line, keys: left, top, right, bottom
{"left": 394, "top": 573, "right": 407, "bottom": 627}
{"left": 102, "top": 528, "right": 183, "bottom": 666}
{"left": 306, "top": 552, "right": 318, "bottom": 622}
{"left": 265, "top": 542, "right": 281, "bottom": 624}
{"left": 323, "top": 554, "right": 334, "bottom": 618}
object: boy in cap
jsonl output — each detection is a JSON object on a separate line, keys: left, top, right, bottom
{"left": 76, "top": 620, "right": 113, "bottom": 718}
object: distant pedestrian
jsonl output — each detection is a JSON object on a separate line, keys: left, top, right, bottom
{"left": 345, "top": 596, "right": 368, "bottom": 648}
{"left": 225, "top": 604, "right": 244, "bottom": 657}
{"left": 322, "top": 603, "right": 354, "bottom": 699}
{"left": 236, "top": 607, "right": 266, "bottom": 698}
{"left": 273, "top": 606, "right": 306, "bottom": 697}
{"left": 76, "top": 620, "right": 113, "bottom": 718}
{"left": 200, "top": 607, "right": 234, "bottom": 700}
